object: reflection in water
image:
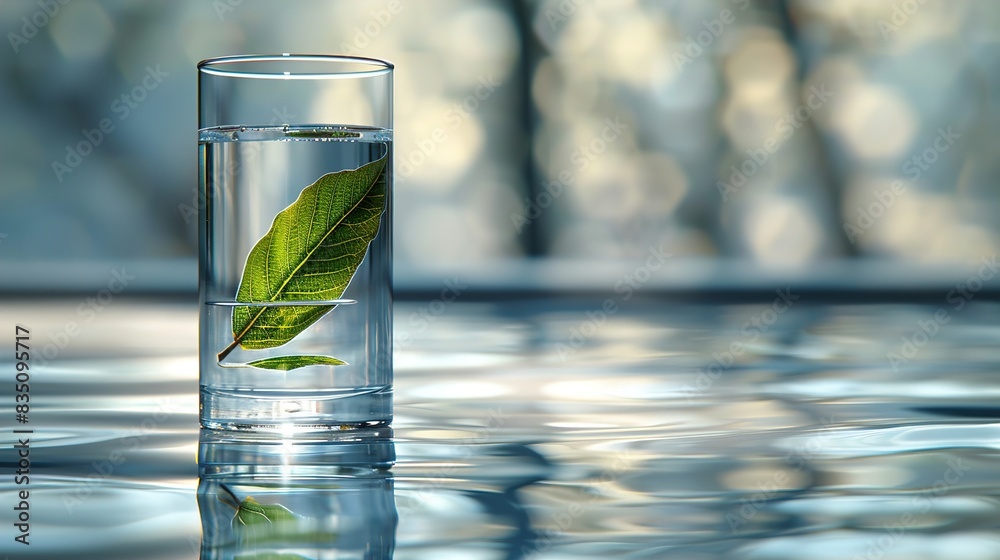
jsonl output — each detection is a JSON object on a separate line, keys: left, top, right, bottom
{"left": 7, "top": 300, "right": 1000, "bottom": 558}
{"left": 197, "top": 429, "right": 397, "bottom": 559}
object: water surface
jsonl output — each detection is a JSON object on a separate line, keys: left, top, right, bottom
{"left": 2, "top": 298, "right": 999, "bottom": 558}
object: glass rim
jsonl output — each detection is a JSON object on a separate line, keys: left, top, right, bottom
{"left": 197, "top": 54, "right": 393, "bottom": 80}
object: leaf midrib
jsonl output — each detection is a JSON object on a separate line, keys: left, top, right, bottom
{"left": 230, "top": 165, "right": 383, "bottom": 350}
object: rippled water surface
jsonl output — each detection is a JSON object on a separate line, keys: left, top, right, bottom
{"left": 2, "top": 298, "right": 1000, "bottom": 558}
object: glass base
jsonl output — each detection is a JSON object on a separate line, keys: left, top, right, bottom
{"left": 198, "top": 425, "right": 395, "bottom": 474}
{"left": 200, "top": 385, "right": 392, "bottom": 432}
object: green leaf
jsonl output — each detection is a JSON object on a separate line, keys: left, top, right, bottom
{"left": 219, "top": 153, "right": 387, "bottom": 362}
{"left": 233, "top": 496, "right": 299, "bottom": 547}
{"left": 233, "top": 496, "right": 298, "bottom": 527}
{"left": 231, "top": 496, "right": 337, "bottom": 550}
{"left": 246, "top": 355, "right": 347, "bottom": 371}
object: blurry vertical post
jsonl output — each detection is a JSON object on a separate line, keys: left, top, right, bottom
{"left": 717, "top": 84, "right": 834, "bottom": 200}
{"left": 511, "top": 116, "right": 629, "bottom": 233}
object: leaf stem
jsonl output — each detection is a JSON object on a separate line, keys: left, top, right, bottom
{"left": 218, "top": 483, "right": 241, "bottom": 510}
{"left": 217, "top": 305, "right": 268, "bottom": 362}
{"left": 217, "top": 338, "right": 240, "bottom": 362}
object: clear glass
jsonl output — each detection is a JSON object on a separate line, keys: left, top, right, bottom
{"left": 198, "top": 55, "right": 393, "bottom": 431}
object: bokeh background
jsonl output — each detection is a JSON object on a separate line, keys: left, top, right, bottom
{"left": 0, "top": 0, "right": 996, "bottom": 292}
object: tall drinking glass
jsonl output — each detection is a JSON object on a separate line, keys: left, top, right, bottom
{"left": 198, "top": 55, "right": 393, "bottom": 432}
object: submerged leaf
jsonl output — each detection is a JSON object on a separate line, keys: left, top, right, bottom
{"left": 233, "top": 496, "right": 298, "bottom": 529}
{"left": 220, "top": 153, "right": 387, "bottom": 361}
{"left": 246, "top": 355, "right": 348, "bottom": 371}
{"left": 231, "top": 496, "right": 337, "bottom": 549}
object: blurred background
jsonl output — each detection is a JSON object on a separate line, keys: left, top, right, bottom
{"left": 1, "top": 0, "right": 997, "bottom": 292}
{"left": 5, "top": 5, "right": 1000, "bottom": 558}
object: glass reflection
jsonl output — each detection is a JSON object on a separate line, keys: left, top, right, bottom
{"left": 197, "top": 428, "right": 396, "bottom": 559}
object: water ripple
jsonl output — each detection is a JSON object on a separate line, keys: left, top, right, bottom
{"left": 3, "top": 300, "right": 1000, "bottom": 558}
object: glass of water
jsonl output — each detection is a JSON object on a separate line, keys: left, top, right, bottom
{"left": 198, "top": 55, "right": 393, "bottom": 432}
